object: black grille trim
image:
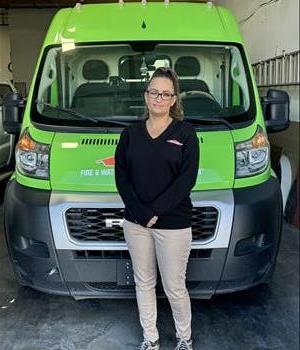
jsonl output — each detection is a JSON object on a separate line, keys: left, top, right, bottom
{"left": 86, "top": 281, "right": 201, "bottom": 291}
{"left": 73, "top": 249, "right": 212, "bottom": 260}
{"left": 74, "top": 250, "right": 131, "bottom": 259}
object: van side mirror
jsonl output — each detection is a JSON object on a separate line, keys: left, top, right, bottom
{"left": 3, "top": 91, "right": 25, "bottom": 135}
{"left": 261, "top": 89, "right": 290, "bottom": 133}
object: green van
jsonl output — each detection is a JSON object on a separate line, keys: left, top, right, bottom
{"left": 3, "top": 1, "right": 290, "bottom": 299}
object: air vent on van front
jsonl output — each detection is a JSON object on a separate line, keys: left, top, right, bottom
{"left": 81, "top": 138, "right": 119, "bottom": 146}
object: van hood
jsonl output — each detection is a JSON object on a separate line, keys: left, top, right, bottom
{"left": 50, "top": 131, "right": 235, "bottom": 192}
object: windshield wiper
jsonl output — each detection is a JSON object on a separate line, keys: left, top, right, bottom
{"left": 35, "top": 100, "right": 129, "bottom": 126}
{"left": 184, "top": 116, "right": 234, "bottom": 130}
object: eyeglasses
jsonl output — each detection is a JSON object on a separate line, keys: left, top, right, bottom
{"left": 146, "top": 89, "right": 175, "bottom": 101}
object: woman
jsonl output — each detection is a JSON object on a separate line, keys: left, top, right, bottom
{"left": 114, "top": 67, "right": 199, "bottom": 350}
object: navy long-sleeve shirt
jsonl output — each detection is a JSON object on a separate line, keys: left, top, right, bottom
{"left": 114, "top": 117, "right": 200, "bottom": 229}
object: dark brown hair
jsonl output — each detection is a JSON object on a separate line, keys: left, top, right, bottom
{"left": 144, "top": 67, "right": 184, "bottom": 121}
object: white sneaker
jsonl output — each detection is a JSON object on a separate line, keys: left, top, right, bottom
{"left": 175, "top": 337, "right": 193, "bottom": 350}
{"left": 138, "top": 338, "right": 160, "bottom": 350}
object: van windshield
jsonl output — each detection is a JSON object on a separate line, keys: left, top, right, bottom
{"left": 32, "top": 42, "right": 255, "bottom": 127}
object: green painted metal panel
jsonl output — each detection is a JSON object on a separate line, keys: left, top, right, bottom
{"left": 43, "top": 3, "right": 244, "bottom": 45}
{"left": 50, "top": 130, "right": 234, "bottom": 191}
{"left": 16, "top": 172, "right": 51, "bottom": 190}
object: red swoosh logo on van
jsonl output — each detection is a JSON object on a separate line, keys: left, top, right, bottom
{"left": 96, "top": 156, "right": 115, "bottom": 167}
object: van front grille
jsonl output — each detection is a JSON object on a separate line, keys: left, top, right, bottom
{"left": 74, "top": 250, "right": 131, "bottom": 259}
{"left": 86, "top": 281, "right": 201, "bottom": 291}
{"left": 73, "top": 249, "right": 212, "bottom": 260}
{"left": 65, "top": 207, "right": 218, "bottom": 242}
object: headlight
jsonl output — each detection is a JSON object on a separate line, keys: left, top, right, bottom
{"left": 235, "top": 125, "right": 270, "bottom": 178}
{"left": 16, "top": 128, "right": 50, "bottom": 179}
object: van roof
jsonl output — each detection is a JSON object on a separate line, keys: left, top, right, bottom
{"left": 44, "top": 2, "right": 243, "bottom": 46}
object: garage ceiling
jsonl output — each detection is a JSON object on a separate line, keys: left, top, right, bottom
{"left": 0, "top": 0, "right": 209, "bottom": 8}
{"left": 2, "top": 1, "right": 122, "bottom": 7}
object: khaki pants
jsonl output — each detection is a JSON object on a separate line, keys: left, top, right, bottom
{"left": 123, "top": 218, "right": 193, "bottom": 342}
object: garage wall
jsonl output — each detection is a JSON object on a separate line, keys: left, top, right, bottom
{"left": 0, "top": 25, "right": 12, "bottom": 82}
{"left": 8, "top": 8, "right": 57, "bottom": 93}
{"left": 218, "top": 0, "right": 299, "bottom": 62}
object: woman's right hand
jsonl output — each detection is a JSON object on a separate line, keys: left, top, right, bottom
{"left": 146, "top": 215, "right": 158, "bottom": 228}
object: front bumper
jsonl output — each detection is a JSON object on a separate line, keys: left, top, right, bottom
{"left": 4, "top": 177, "right": 282, "bottom": 299}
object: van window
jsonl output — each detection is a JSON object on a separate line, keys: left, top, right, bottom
{"left": 32, "top": 43, "right": 254, "bottom": 127}
{"left": 119, "top": 54, "right": 172, "bottom": 80}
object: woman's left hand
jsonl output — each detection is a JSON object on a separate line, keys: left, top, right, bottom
{"left": 146, "top": 215, "right": 158, "bottom": 228}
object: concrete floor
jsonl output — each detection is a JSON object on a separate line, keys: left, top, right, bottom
{"left": 0, "top": 183, "right": 299, "bottom": 350}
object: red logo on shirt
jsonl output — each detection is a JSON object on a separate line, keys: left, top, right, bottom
{"left": 166, "top": 139, "right": 183, "bottom": 146}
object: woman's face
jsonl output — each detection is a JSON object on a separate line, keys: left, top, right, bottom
{"left": 144, "top": 77, "right": 177, "bottom": 118}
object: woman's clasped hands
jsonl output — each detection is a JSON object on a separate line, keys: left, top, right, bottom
{"left": 146, "top": 215, "right": 158, "bottom": 228}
